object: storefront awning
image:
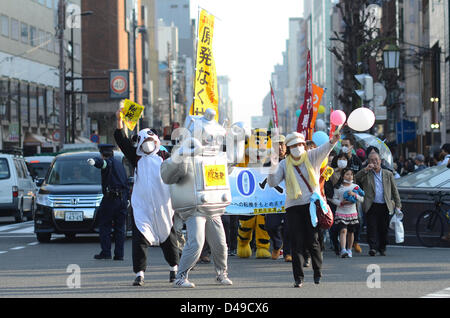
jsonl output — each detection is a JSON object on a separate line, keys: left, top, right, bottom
{"left": 23, "top": 133, "right": 54, "bottom": 147}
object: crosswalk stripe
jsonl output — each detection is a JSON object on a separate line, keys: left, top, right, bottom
{"left": 0, "top": 221, "right": 33, "bottom": 232}
{"left": 422, "top": 287, "right": 450, "bottom": 298}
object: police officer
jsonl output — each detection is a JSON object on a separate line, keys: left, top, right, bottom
{"left": 88, "top": 144, "right": 129, "bottom": 260}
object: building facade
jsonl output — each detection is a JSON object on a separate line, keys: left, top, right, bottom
{"left": 0, "top": 0, "right": 85, "bottom": 155}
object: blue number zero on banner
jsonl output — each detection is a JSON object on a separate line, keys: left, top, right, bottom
{"left": 236, "top": 170, "right": 256, "bottom": 197}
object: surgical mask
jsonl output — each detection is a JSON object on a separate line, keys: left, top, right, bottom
{"left": 337, "top": 160, "right": 348, "bottom": 169}
{"left": 341, "top": 146, "right": 349, "bottom": 154}
{"left": 343, "top": 177, "right": 353, "bottom": 184}
{"left": 141, "top": 141, "right": 156, "bottom": 154}
{"left": 290, "top": 146, "right": 305, "bottom": 158}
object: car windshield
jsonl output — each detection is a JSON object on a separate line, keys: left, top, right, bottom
{"left": 46, "top": 159, "right": 101, "bottom": 185}
{"left": 28, "top": 162, "right": 51, "bottom": 179}
{"left": 0, "top": 158, "right": 10, "bottom": 180}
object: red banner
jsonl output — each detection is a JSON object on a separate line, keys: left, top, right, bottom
{"left": 329, "top": 106, "right": 336, "bottom": 138}
{"left": 297, "top": 50, "right": 313, "bottom": 139}
{"left": 270, "top": 82, "right": 279, "bottom": 129}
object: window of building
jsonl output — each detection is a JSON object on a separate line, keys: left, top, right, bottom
{"left": 46, "top": 32, "right": 53, "bottom": 51}
{"left": 46, "top": 0, "right": 53, "bottom": 9}
{"left": 11, "top": 18, "right": 19, "bottom": 41}
{"left": 30, "top": 26, "right": 36, "bottom": 46}
{"left": 170, "top": 4, "right": 178, "bottom": 8}
{"left": 20, "top": 23, "right": 28, "bottom": 44}
{"left": 1, "top": 15, "right": 9, "bottom": 37}
{"left": 38, "top": 29, "right": 45, "bottom": 49}
{"left": 73, "top": 43, "right": 80, "bottom": 60}
{"left": 38, "top": 0, "right": 45, "bottom": 5}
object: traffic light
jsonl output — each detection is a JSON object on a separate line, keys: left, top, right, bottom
{"left": 355, "top": 74, "right": 374, "bottom": 101}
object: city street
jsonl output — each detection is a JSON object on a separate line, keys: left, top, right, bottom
{"left": 1, "top": 217, "right": 450, "bottom": 300}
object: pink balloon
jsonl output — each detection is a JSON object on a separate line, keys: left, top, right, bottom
{"left": 330, "top": 110, "right": 347, "bottom": 126}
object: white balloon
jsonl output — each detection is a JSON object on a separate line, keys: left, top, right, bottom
{"left": 315, "top": 119, "right": 326, "bottom": 131}
{"left": 347, "top": 107, "right": 375, "bottom": 132}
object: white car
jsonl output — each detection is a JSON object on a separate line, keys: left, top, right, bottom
{"left": 0, "top": 152, "right": 36, "bottom": 222}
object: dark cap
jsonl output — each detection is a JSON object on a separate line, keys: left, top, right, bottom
{"left": 98, "top": 144, "right": 115, "bottom": 154}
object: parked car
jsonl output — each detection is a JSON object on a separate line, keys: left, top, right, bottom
{"left": 0, "top": 152, "right": 37, "bottom": 222}
{"left": 25, "top": 156, "right": 55, "bottom": 185}
{"left": 34, "top": 151, "right": 133, "bottom": 243}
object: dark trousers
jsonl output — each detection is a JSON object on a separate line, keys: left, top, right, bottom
{"left": 221, "top": 214, "right": 238, "bottom": 250}
{"left": 366, "top": 203, "right": 390, "bottom": 252}
{"left": 286, "top": 205, "right": 322, "bottom": 281}
{"left": 265, "top": 213, "right": 291, "bottom": 254}
{"left": 132, "top": 219, "right": 179, "bottom": 273}
{"left": 98, "top": 197, "right": 127, "bottom": 258}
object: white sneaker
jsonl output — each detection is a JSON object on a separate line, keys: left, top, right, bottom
{"left": 173, "top": 277, "right": 196, "bottom": 288}
{"left": 340, "top": 248, "right": 348, "bottom": 258}
{"left": 346, "top": 249, "right": 352, "bottom": 258}
{"left": 216, "top": 273, "right": 233, "bottom": 285}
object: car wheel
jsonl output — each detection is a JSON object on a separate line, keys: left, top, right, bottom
{"left": 14, "top": 200, "right": 24, "bottom": 223}
{"left": 36, "top": 232, "right": 51, "bottom": 243}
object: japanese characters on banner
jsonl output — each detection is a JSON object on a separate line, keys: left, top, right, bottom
{"left": 297, "top": 50, "right": 313, "bottom": 139}
{"left": 225, "top": 167, "right": 286, "bottom": 216}
{"left": 308, "top": 83, "right": 324, "bottom": 137}
{"left": 190, "top": 9, "right": 219, "bottom": 122}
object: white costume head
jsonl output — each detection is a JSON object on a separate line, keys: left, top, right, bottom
{"left": 136, "top": 128, "right": 161, "bottom": 157}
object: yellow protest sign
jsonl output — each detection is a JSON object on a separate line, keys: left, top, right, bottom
{"left": 120, "top": 99, "right": 144, "bottom": 131}
{"left": 204, "top": 164, "right": 227, "bottom": 187}
{"left": 190, "top": 9, "right": 219, "bottom": 122}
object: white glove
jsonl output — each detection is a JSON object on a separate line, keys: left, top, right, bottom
{"left": 87, "top": 158, "right": 95, "bottom": 166}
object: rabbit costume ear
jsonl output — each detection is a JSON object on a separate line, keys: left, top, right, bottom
{"left": 136, "top": 128, "right": 161, "bottom": 156}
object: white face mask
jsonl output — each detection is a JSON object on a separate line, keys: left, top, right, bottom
{"left": 341, "top": 146, "right": 350, "bottom": 154}
{"left": 343, "top": 177, "right": 353, "bottom": 184}
{"left": 337, "top": 160, "right": 348, "bottom": 169}
{"left": 290, "top": 146, "right": 305, "bottom": 158}
{"left": 141, "top": 141, "right": 156, "bottom": 154}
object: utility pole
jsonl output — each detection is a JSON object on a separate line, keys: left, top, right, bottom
{"left": 167, "top": 42, "right": 174, "bottom": 124}
{"left": 132, "top": 8, "right": 139, "bottom": 133}
{"left": 70, "top": 11, "right": 75, "bottom": 143}
{"left": 58, "top": 0, "right": 66, "bottom": 149}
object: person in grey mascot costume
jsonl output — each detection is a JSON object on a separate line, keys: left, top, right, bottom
{"left": 160, "top": 108, "right": 245, "bottom": 288}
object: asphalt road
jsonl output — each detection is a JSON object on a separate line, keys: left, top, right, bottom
{"left": 1, "top": 218, "right": 450, "bottom": 302}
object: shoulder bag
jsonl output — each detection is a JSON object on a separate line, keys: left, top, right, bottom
{"left": 294, "top": 165, "right": 334, "bottom": 230}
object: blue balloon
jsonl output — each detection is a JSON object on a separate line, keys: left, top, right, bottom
{"left": 312, "top": 131, "right": 329, "bottom": 146}
{"left": 296, "top": 109, "right": 302, "bottom": 117}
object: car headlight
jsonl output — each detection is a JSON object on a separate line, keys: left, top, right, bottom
{"left": 36, "top": 194, "right": 53, "bottom": 207}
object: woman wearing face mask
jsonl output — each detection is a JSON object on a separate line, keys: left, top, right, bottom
{"left": 268, "top": 131, "right": 340, "bottom": 287}
{"left": 331, "top": 168, "right": 364, "bottom": 258}
{"left": 114, "top": 105, "right": 179, "bottom": 287}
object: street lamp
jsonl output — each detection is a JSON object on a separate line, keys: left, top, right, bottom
{"left": 383, "top": 44, "right": 400, "bottom": 69}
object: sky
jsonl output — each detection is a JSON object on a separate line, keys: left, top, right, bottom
{"left": 190, "top": 0, "right": 304, "bottom": 126}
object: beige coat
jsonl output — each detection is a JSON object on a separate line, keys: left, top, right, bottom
{"left": 355, "top": 168, "right": 402, "bottom": 215}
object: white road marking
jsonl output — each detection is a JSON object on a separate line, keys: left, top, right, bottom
{"left": 8, "top": 226, "right": 34, "bottom": 234}
{"left": 0, "top": 222, "right": 33, "bottom": 232}
{"left": 422, "top": 287, "right": 450, "bottom": 298}
{"left": 0, "top": 251, "right": 7, "bottom": 254}
{"left": 9, "top": 246, "right": 25, "bottom": 250}
{"left": 27, "top": 242, "right": 39, "bottom": 246}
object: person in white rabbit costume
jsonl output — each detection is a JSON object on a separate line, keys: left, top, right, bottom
{"left": 160, "top": 108, "right": 245, "bottom": 288}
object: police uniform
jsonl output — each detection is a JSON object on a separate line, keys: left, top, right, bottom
{"left": 90, "top": 144, "right": 129, "bottom": 260}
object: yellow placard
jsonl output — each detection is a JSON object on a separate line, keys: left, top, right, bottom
{"left": 190, "top": 9, "right": 219, "bottom": 121}
{"left": 120, "top": 99, "right": 144, "bottom": 131}
{"left": 204, "top": 164, "right": 227, "bottom": 187}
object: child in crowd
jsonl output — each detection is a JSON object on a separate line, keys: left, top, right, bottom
{"left": 331, "top": 168, "right": 364, "bottom": 258}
